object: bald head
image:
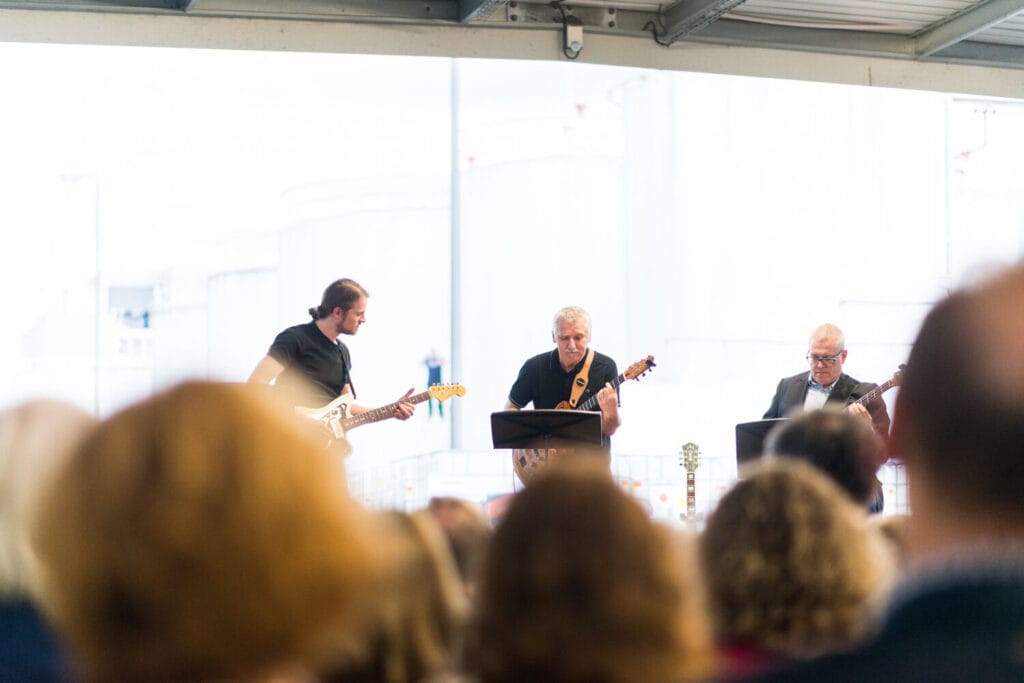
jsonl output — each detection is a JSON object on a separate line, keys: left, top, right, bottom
{"left": 809, "top": 324, "right": 845, "bottom": 352}
{"left": 892, "top": 262, "right": 1024, "bottom": 519}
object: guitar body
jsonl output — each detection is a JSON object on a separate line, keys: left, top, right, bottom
{"left": 513, "top": 447, "right": 577, "bottom": 486}
{"left": 296, "top": 393, "right": 354, "bottom": 440}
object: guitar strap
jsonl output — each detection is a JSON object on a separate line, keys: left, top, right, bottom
{"left": 568, "top": 349, "right": 596, "bottom": 409}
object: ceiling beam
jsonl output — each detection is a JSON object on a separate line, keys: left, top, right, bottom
{"left": 690, "top": 18, "right": 916, "bottom": 59}
{"left": 928, "top": 37, "right": 1024, "bottom": 66}
{"left": 661, "top": 0, "right": 749, "bottom": 43}
{"left": 914, "top": 0, "right": 1024, "bottom": 57}
{"left": 459, "top": 0, "right": 503, "bottom": 23}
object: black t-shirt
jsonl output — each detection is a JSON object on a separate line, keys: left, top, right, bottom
{"left": 508, "top": 348, "right": 619, "bottom": 448}
{"left": 267, "top": 321, "right": 353, "bottom": 408}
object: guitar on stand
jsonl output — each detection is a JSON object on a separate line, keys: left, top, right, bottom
{"left": 679, "top": 442, "right": 701, "bottom": 528}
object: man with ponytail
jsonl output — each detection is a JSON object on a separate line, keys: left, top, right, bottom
{"left": 248, "top": 278, "right": 414, "bottom": 425}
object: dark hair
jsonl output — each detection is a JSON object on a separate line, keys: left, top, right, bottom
{"left": 464, "top": 460, "right": 711, "bottom": 683}
{"left": 309, "top": 278, "right": 369, "bottom": 321}
{"left": 892, "top": 263, "right": 1024, "bottom": 516}
{"left": 764, "top": 408, "right": 880, "bottom": 504}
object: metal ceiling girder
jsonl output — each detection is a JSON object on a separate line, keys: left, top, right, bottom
{"left": 929, "top": 38, "right": 1024, "bottom": 67}
{"left": 502, "top": 2, "right": 624, "bottom": 29}
{"left": 459, "top": 0, "right": 504, "bottom": 23}
{"left": 660, "top": 0, "right": 749, "bottom": 44}
{"left": 688, "top": 18, "right": 918, "bottom": 59}
{"left": 914, "top": 0, "right": 1024, "bottom": 58}
{"left": 184, "top": 0, "right": 460, "bottom": 21}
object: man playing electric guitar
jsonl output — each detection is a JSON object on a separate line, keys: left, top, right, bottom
{"left": 505, "top": 306, "right": 620, "bottom": 450}
{"left": 247, "top": 278, "right": 414, "bottom": 448}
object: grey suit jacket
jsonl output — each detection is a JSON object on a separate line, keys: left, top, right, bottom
{"left": 763, "top": 371, "right": 891, "bottom": 437}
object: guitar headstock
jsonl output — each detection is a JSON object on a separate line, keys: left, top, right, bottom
{"left": 679, "top": 442, "right": 701, "bottom": 473}
{"left": 429, "top": 383, "right": 466, "bottom": 402}
{"left": 892, "top": 363, "right": 907, "bottom": 387}
{"left": 623, "top": 355, "right": 656, "bottom": 381}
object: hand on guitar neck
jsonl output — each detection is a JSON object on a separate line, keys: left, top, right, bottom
{"left": 549, "top": 355, "right": 656, "bottom": 437}
{"left": 346, "top": 387, "right": 416, "bottom": 421}
{"left": 846, "top": 365, "right": 904, "bottom": 437}
{"left": 298, "top": 384, "right": 466, "bottom": 448}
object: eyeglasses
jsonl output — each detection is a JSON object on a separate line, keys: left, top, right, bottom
{"left": 806, "top": 352, "right": 843, "bottom": 366}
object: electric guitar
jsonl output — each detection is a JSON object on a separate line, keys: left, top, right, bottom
{"left": 298, "top": 383, "right": 466, "bottom": 440}
{"left": 513, "top": 355, "right": 656, "bottom": 485}
{"left": 679, "top": 442, "right": 701, "bottom": 526}
{"left": 851, "top": 364, "right": 905, "bottom": 408}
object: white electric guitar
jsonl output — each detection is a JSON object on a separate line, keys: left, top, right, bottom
{"left": 297, "top": 383, "right": 466, "bottom": 442}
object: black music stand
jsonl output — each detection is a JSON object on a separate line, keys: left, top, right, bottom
{"left": 490, "top": 409, "right": 604, "bottom": 451}
{"left": 735, "top": 418, "right": 790, "bottom": 469}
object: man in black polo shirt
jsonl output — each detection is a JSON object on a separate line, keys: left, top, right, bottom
{"left": 505, "top": 306, "right": 620, "bottom": 449}
{"left": 248, "top": 277, "right": 414, "bottom": 420}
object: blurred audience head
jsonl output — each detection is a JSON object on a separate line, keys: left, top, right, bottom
{"left": 891, "top": 261, "right": 1024, "bottom": 543}
{"left": 325, "top": 509, "right": 469, "bottom": 683}
{"left": 0, "top": 399, "right": 96, "bottom": 600}
{"left": 764, "top": 408, "right": 882, "bottom": 506}
{"left": 465, "top": 459, "right": 711, "bottom": 683}
{"left": 699, "top": 459, "right": 893, "bottom": 664}
{"left": 425, "top": 496, "right": 492, "bottom": 599}
{"left": 33, "top": 381, "right": 382, "bottom": 683}
{"left": 867, "top": 513, "right": 910, "bottom": 572}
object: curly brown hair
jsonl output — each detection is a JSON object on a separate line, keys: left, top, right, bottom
{"left": 699, "top": 459, "right": 893, "bottom": 660}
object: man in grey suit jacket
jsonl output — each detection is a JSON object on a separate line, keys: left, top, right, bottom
{"left": 763, "top": 323, "right": 890, "bottom": 438}
{"left": 756, "top": 262, "right": 1024, "bottom": 683}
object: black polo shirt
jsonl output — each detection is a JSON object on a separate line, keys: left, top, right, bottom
{"left": 268, "top": 321, "right": 353, "bottom": 409}
{"left": 508, "top": 348, "right": 619, "bottom": 447}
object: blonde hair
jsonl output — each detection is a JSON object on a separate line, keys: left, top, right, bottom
{"left": 465, "top": 460, "right": 711, "bottom": 683}
{"left": 700, "top": 459, "right": 893, "bottom": 660}
{"left": 0, "top": 399, "right": 96, "bottom": 599}
{"left": 33, "top": 381, "right": 382, "bottom": 683}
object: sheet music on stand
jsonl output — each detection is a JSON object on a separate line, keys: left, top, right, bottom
{"left": 491, "top": 410, "right": 604, "bottom": 487}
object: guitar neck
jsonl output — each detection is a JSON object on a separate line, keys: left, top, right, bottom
{"left": 852, "top": 377, "right": 896, "bottom": 407}
{"left": 339, "top": 391, "right": 430, "bottom": 431}
{"left": 686, "top": 471, "right": 696, "bottom": 518}
{"left": 577, "top": 373, "right": 626, "bottom": 412}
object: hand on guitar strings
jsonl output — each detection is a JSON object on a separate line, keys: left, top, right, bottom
{"left": 596, "top": 382, "right": 617, "bottom": 411}
{"left": 846, "top": 402, "right": 872, "bottom": 426}
{"left": 394, "top": 387, "right": 416, "bottom": 421}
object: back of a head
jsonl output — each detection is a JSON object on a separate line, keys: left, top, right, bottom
{"left": 699, "top": 459, "right": 892, "bottom": 660}
{"left": 465, "top": 460, "right": 710, "bottom": 683}
{"left": 892, "top": 262, "right": 1024, "bottom": 520}
{"left": 425, "top": 496, "right": 492, "bottom": 597}
{"left": 764, "top": 409, "right": 880, "bottom": 505}
{"left": 33, "top": 381, "right": 382, "bottom": 683}
{"left": 327, "top": 510, "right": 469, "bottom": 683}
{"left": 0, "top": 399, "right": 96, "bottom": 599}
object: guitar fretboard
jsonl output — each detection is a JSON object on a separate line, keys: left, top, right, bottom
{"left": 852, "top": 374, "right": 899, "bottom": 407}
{"left": 686, "top": 471, "right": 696, "bottom": 518}
{"left": 576, "top": 373, "right": 628, "bottom": 412}
{"left": 339, "top": 391, "right": 431, "bottom": 430}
